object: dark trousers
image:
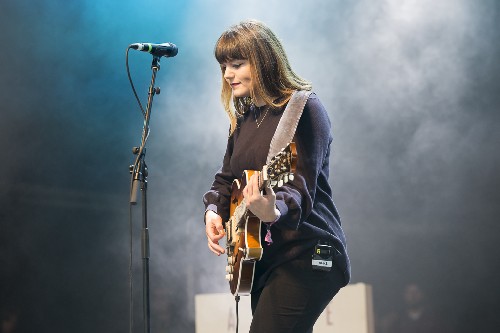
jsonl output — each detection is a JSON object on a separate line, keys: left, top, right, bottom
{"left": 249, "top": 251, "right": 345, "bottom": 333}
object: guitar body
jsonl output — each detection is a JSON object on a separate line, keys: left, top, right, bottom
{"left": 226, "top": 170, "right": 263, "bottom": 295}
{"left": 224, "top": 143, "right": 296, "bottom": 296}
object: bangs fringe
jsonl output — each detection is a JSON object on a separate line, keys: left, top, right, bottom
{"left": 215, "top": 31, "right": 248, "bottom": 63}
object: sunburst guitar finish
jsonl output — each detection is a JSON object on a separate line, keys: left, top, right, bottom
{"left": 225, "top": 143, "right": 297, "bottom": 296}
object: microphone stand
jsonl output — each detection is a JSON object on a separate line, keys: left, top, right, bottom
{"left": 130, "top": 55, "right": 162, "bottom": 333}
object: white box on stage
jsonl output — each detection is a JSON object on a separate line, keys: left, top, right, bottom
{"left": 195, "top": 283, "right": 374, "bottom": 333}
{"left": 314, "top": 283, "right": 375, "bottom": 333}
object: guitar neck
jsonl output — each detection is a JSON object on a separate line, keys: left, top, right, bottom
{"left": 233, "top": 169, "right": 266, "bottom": 224}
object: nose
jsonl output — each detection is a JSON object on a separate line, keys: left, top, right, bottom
{"left": 223, "top": 67, "right": 233, "bottom": 80}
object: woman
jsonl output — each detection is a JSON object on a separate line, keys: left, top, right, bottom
{"left": 203, "top": 20, "right": 351, "bottom": 333}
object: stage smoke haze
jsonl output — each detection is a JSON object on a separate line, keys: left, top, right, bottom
{"left": 1, "top": 1, "right": 499, "bottom": 332}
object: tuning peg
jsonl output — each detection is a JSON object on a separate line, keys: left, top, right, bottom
{"left": 278, "top": 179, "right": 284, "bottom": 187}
{"left": 227, "top": 257, "right": 234, "bottom": 265}
{"left": 225, "top": 265, "right": 233, "bottom": 273}
{"left": 225, "top": 274, "right": 233, "bottom": 281}
{"left": 289, "top": 174, "right": 294, "bottom": 181}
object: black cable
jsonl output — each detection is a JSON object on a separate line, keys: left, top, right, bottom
{"left": 126, "top": 47, "right": 146, "bottom": 118}
{"left": 126, "top": 46, "right": 150, "bottom": 190}
{"left": 235, "top": 295, "right": 241, "bottom": 333}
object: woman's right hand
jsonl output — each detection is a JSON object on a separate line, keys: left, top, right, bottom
{"left": 205, "top": 210, "right": 226, "bottom": 256}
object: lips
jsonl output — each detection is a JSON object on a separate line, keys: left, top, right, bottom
{"left": 231, "top": 83, "right": 241, "bottom": 88}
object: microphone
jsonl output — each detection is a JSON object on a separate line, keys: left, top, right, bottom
{"left": 130, "top": 42, "right": 178, "bottom": 57}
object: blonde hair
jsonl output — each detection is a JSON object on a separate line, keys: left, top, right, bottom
{"left": 214, "top": 19, "right": 312, "bottom": 134}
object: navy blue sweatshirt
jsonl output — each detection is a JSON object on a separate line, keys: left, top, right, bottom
{"left": 203, "top": 93, "right": 351, "bottom": 291}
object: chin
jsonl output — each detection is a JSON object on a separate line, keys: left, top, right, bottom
{"left": 232, "top": 88, "right": 251, "bottom": 99}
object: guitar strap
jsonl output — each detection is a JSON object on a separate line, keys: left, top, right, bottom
{"left": 262, "top": 90, "right": 311, "bottom": 246}
{"left": 266, "top": 90, "right": 312, "bottom": 164}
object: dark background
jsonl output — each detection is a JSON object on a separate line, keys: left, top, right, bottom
{"left": 1, "top": 0, "right": 499, "bottom": 332}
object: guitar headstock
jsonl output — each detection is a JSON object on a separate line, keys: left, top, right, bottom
{"left": 261, "top": 143, "right": 297, "bottom": 189}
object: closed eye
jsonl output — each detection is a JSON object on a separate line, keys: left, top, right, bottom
{"left": 223, "top": 60, "right": 246, "bottom": 69}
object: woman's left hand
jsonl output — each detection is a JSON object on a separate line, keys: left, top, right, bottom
{"left": 243, "top": 172, "right": 279, "bottom": 222}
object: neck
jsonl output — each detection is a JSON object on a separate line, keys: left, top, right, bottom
{"left": 253, "top": 96, "right": 266, "bottom": 107}
{"left": 253, "top": 93, "right": 278, "bottom": 107}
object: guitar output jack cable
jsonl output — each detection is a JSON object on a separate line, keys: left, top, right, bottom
{"left": 235, "top": 295, "right": 241, "bottom": 333}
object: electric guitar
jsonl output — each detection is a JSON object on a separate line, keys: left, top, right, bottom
{"left": 225, "top": 143, "right": 297, "bottom": 296}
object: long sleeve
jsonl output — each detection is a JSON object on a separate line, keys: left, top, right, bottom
{"left": 273, "top": 94, "right": 335, "bottom": 230}
{"left": 202, "top": 132, "right": 236, "bottom": 223}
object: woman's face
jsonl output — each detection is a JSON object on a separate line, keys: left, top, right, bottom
{"left": 222, "top": 59, "right": 253, "bottom": 99}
